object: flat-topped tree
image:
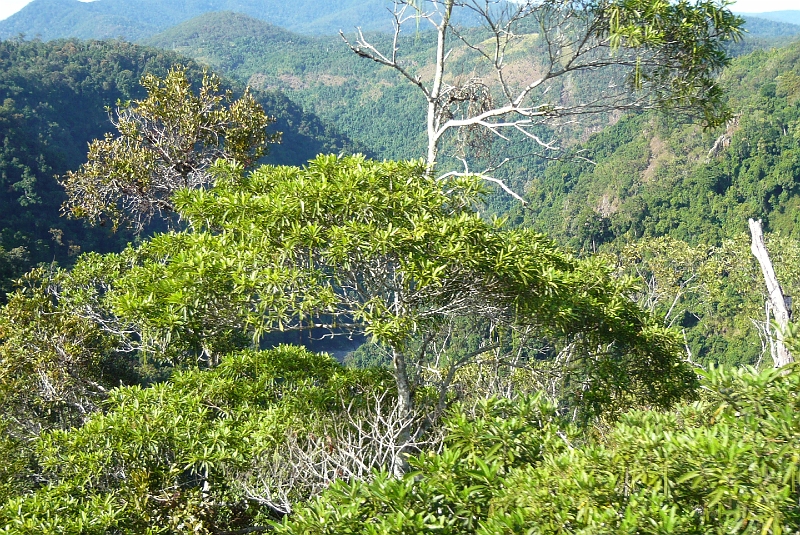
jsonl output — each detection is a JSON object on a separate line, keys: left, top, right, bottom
{"left": 61, "top": 66, "right": 278, "bottom": 232}
{"left": 341, "top": 0, "right": 742, "bottom": 196}
{"left": 111, "top": 155, "right": 695, "bottom": 472}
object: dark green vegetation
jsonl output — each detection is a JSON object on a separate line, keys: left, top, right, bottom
{"left": 504, "top": 39, "right": 800, "bottom": 368}
{"left": 3, "top": 349, "right": 800, "bottom": 533}
{"left": 279, "top": 365, "right": 800, "bottom": 534}
{"left": 0, "top": 346, "right": 395, "bottom": 531}
{"left": 514, "top": 39, "right": 800, "bottom": 248}
{"left": 0, "top": 155, "right": 698, "bottom": 534}
{"left": 0, "top": 38, "right": 359, "bottom": 296}
{"left": 145, "top": 11, "right": 431, "bottom": 161}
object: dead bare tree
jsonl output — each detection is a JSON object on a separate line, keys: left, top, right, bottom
{"left": 341, "top": 0, "right": 741, "bottom": 197}
{"left": 748, "top": 218, "right": 793, "bottom": 367}
{"left": 234, "top": 390, "right": 436, "bottom": 515}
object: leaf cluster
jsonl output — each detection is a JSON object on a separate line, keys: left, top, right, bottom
{"left": 0, "top": 346, "right": 392, "bottom": 534}
{"left": 61, "top": 65, "right": 278, "bottom": 232}
{"left": 281, "top": 365, "right": 800, "bottom": 535}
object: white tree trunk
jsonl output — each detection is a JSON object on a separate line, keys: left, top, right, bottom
{"left": 748, "top": 218, "right": 793, "bottom": 367}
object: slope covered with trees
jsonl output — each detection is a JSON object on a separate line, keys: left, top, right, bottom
{"left": 0, "top": 38, "right": 361, "bottom": 298}
{"left": 0, "top": 0, "right": 498, "bottom": 41}
{"left": 500, "top": 38, "right": 800, "bottom": 368}
{"left": 514, "top": 39, "right": 800, "bottom": 249}
{"left": 145, "top": 12, "right": 431, "bottom": 161}
{"left": 740, "top": 15, "right": 800, "bottom": 38}
{"left": 143, "top": 9, "right": 799, "bottom": 214}
{"left": 740, "top": 10, "right": 800, "bottom": 26}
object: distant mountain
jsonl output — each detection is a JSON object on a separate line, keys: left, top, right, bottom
{"left": 0, "top": 0, "right": 391, "bottom": 41}
{"left": 0, "top": 0, "right": 497, "bottom": 41}
{"left": 737, "top": 10, "right": 800, "bottom": 26}
{"left": 740, "top": 15, "right": 800, "bottom": 38}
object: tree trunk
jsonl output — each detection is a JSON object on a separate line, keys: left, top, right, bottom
{"left": 425, "top": 0, "right": 453, "bottom": 173}
{"left": 748, "top": 218, "right": 793, "bottom": 367}
{"left": 390, "top": 345, "right": 413, "bottom": 476}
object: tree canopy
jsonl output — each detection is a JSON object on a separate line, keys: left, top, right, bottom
{"left": 61, "top": 66, "right": 278, "bottom": 231}
{"left": 106, "top": 155, "right": 695, "bottom": 427}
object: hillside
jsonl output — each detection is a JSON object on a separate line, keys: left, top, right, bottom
{"left": 144, "top": 10, "right": 681, "bottom": 193}
{"left": 738, "top": 10, "right": 800, "bottom": 26}
{"left": 145, "top": 12, "right": 431, "bottom": 162}
{"left": 0, "top": 0, "right": 499, "bottom": 41}
{"left": 740, "top": 15, "right": 800, "bottom": 38}
{"left": 511, "top": 39, "right": 800, "bottom": 249}
{"left": 0, "top": 38, "right": 361, "bottom": 296}
{"left": 496, "top": 38, "right": 800, "bottom": 367}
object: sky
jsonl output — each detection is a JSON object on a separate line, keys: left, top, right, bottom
{"left": 0, "top": 0, "right": 798, "bottom": 21}
{"left": 0, "top": 0, "right": 94, "bottom": 21}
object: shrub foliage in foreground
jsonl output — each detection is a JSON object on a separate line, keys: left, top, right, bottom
{"left": 3, "top": 358, "right": 800, "bottom": 534}
{"left": 279, "top": 365, "right": 800, "bottom": 535}
{"left": 0, "top": 346, "right": 393, "bottom": 534}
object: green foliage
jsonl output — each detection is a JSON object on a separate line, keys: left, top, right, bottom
{"left": 602, "top": 0, "right": 743, "bottom": 128}
{"left": 602, "top": 234, "right": 800, "bottom": 368}
{"left": 281, "top": 365, "right": 800, "bottom": 535}
{"left": 0, "top": 37, "right": 360, "bottom": 298}
{"left": 108, "top": 154, "right": 695, "bottom": 416}
{"left": 0, "top": 255, "right": 147, "bottom": 503}
{"left": 277, "top": 393, "right": 567, "bottom": 535}
{"left": 140, "top": 5, "right": 757, "bottom": 214}
{"left": 485, "top": 365, "right": 800, "bottom": 534}
{"left": 503, "top": 38, "right": 800, "bottom": 367}
{"left": 0, "top": 345, "right": 393, "bottom": 534}
{"left": 145, "top": 12, "right": 431, "bottom": 162}
{"left": 0, "top": 267, "right": 127, "bottom": 436}
{"left": 515, "top": 39, "right": 800, "bottom": 249}
{"left": 61, "top": 65, "right": 278, "bottom": 231}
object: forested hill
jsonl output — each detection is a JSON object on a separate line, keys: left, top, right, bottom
{"left": 740, "top": 15, "right": 800, "bottom": 38}
{"left": 740, "top": 10, "right": 800, "bottom": 26}
{"left": 510, "top": 38, "right": 800, "bottom": 251}
{"left": 0, "top": 0, "right": 387, "bottom": 40}
{"left": 0, "top": 38, "right": 360, "bottom": 295}
{"left": 0, "top": 0, "right": 499, "bottom": 41}
{"left": 145, "top": 11, "right": 431, "bottom": 161}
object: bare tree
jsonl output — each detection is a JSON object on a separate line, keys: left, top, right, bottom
{"left": 749, "top": 218, "right": 793, "bottom": 367}
{"left": 234, "top": 390, "right": 436, "bottom": 515}
{"left": 341, "top": 0, "right": 742, "bottom": 197}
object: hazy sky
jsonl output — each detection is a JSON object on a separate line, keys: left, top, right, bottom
{"left": 0, "top": 0, "right": 798, "bottom": 21}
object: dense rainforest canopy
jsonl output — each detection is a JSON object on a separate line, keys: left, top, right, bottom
{"left": 0, "top": 38, "right": 361, "bottom": 295}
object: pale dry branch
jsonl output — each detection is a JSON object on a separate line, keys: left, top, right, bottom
{"left": 235, "top": 390, "right": 429, "bottom": 515}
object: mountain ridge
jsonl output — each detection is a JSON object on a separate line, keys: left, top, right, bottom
{"left": 736, "top": 10, "right": 800, "bottom": 26}
{"left": 0, "top": 0, "right": 394, "bottom": 41}
{"left": 0, "top": 0, "right": 501, "bottom": 41}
